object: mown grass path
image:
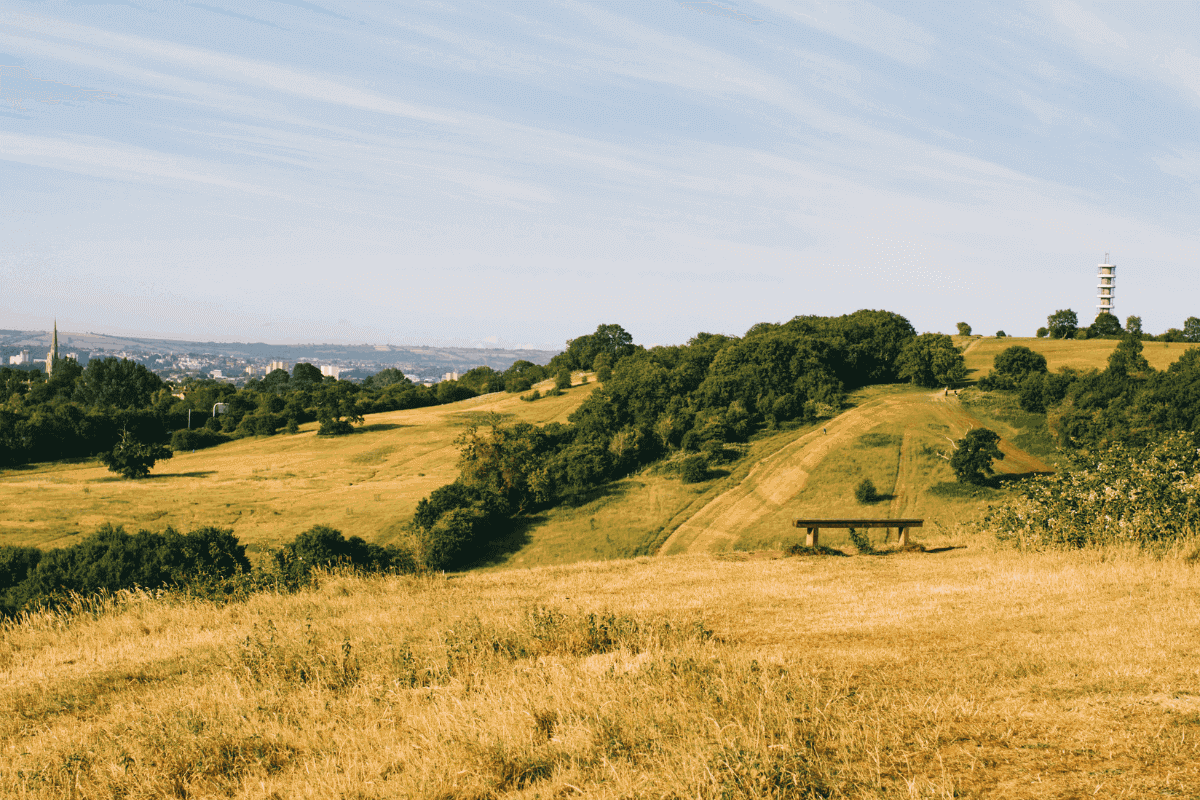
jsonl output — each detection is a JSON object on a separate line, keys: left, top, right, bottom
{"left": 660, "top": 390, "right": 1051, "bottom": 555}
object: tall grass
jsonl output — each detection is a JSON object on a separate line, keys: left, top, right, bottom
{"left": 5, "top": 549, "right": 1200, "bottom": 797}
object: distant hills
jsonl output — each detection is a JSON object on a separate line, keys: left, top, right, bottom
{"left": 0, "top": 329, "right": 560, "bottom": 377}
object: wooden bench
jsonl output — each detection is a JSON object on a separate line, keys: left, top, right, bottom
{"left": 792, "top": 519, "right": 924, "bottom": 548}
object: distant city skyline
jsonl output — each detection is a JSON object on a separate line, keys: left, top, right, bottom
{"left": 2, "top": 2, "right": 1199, "bottom": 347}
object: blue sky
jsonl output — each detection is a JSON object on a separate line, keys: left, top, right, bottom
{"left": 1, "top": 1, "right": 1198, "bottom": 349}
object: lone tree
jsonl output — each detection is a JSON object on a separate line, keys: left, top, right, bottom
{"left": 956, "top": 322, "right": 972, "bottom": 336}
{"left": 1185, "top": 316, "right": 1200, "bottom": 343}
{"left": 950, "top": 428, "right": 1004, "bottom": 486}
{"left": 100, "top": 428, "right": 173, "bottom": 479}
{"left": 1046, "top": 309, "right": 1078, "bottom": 340}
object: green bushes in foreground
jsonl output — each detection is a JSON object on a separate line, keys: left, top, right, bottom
{"left": 988, "top": 432, "right": 1200, "bottom": 550}
{"left": 0, "top": 523, "right": 418, "bottom": 617}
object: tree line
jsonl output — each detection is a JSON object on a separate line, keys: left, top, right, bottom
{"left": 0, "top": 356, "right": 556, "bottom": 470}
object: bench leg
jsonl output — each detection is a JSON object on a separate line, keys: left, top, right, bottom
{"left": 898, "top": 527, "right": 908, "bottom": 547}
{"left": 806, "top": 527, "right": 819, "bottom": 548}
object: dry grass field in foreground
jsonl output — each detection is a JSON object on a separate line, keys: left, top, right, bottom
{"left": 5, "top": 545, "right": 1200, "bottom": 798}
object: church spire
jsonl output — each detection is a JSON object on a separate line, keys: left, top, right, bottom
{"left": 47, "top": 320, "right": 59, "bottom": 378}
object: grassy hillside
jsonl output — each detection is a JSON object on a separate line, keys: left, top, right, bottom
{"left": 959, "top": 335, "right": 1198, "bottom": 378}
{"left": 5, "top": 546, "right": 1200, "bottom": 798}
{"left": 0, "top": 377, "right": 598, "bottom": 552}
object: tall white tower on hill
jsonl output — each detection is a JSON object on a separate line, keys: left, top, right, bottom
{"left": 1097, "top": 256, "right": 1115, "bottom": 317}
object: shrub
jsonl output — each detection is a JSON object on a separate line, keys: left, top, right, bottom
{"left": 2, "top": 524, "right": 251, "bottom": 615}
{"left": 170, "top": 428, "right": 228, "bottom": 451}
{"left": 854, "top": 478, "right": 879, "bottom": 503}
{"left": 271, "top": 524, "right": 414, "bottom": 585}
{"left": 989, "top": 433, "right": 1200, "bottom": 549}
{"left": 679, "top": 454, "right": 709, "bottom": 483}
{"left": 555, "top": 369, "right": 572, "bottom": 390}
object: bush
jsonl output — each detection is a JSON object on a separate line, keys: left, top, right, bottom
{"left": 989, "top": 433, "right": 1200, "bottom": 549}
{"left": 2, "top": 524, "right": 251, "bottom": 615}
{"left": 679, "top": 454, "right": 709, "bottom": 483}
{"left": 271, "top": 524, "right": 414, "bottom": 586}
{"left": 555, "top": 369, "right": 572, "bottom": 390}
{"left": 170, "top": 428, "right": 228, "bottom": 451}
{"left": 854, "top": 478, "right": 879, "bottom": 503}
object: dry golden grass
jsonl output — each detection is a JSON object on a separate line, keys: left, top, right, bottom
{"left": 962, "top": 336, "right": 1198, "bottom": 378}
{"left": 5, "top": 544, "right": 1200, "bottom": 798}
{"left": 0, "top": 378, "right": 597, "bottom": 553}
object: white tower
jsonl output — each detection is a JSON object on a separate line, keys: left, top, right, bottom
{"left": 1097, "top": 255, "right": 1115, "bottom": 317}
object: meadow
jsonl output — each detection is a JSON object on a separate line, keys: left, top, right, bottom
{"left": 959, "top": 335, "right": 1198, "bottom": 377}
{"left": 5, "top": 544, "right": 1200, "bottom": 798}
{"left": 0, "top": 378, "right": 598, "bottom": 554}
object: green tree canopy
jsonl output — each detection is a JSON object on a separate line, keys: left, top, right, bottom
{"left": 1088, "top": 313, "right": 1122, "bottom": 338}
{"left": 1047, "top": 309, "right": 1078, "bottom": 340}
{"left": 1183, "top": 316, "right": 1200, "bottom": 343}
{"left": 291, "top": 362, "right": 323, "bottom": 388}
{"left": 950, "top": 428, "right": 1004, "bottom": 485}
{"left": 896, "top": 333, "right": 966, "bottom": 388}
{"left": 562, "top": 324, "right": 637, "bottom": 371}
{"left": 956, "top": 322, "right": 972, "bottom": 336}
{"left": 76, "top": 358, "right": 165, "bottom": 408}
{"left": 993, "top": 345, "right": 1048, "bottom": 381}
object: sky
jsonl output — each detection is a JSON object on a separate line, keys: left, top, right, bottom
{"left": 1, "top": 1, "right": 1198, "bottom": 350}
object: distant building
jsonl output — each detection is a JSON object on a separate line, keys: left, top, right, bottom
{"left": 442, "top": 371, "right": 460, "bottom": 382}
{"left": 320, "top": 365, "right": 342, "bottom": 379}
{"left": 268, "top": 360, "right": 289, "bottom": 373}
{"left": 245, "top": 365, "right": 258, "bottom": 376}
{"left": 211, "top": 370, "right": 224, "bottom": 379}
{"left": 9, "top": 349, "right": 30, "bottom": 365}
{"left": 1097, "top": 255, "right": 1116, "bottom": 316}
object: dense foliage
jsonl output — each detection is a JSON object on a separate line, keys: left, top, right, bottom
{"left": 0, "top": 522, "right": 416, "bottom": 616}
{"left": 950, "top": 428, "right": 1004, "bottom": 485}
{"left": 987, "top": 433, "right": 1200, "bottom": 549}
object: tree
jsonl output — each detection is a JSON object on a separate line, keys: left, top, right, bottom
{"left": 1047, "top": 310, "right": 1078, "bottom": 340}
{"left": 1126, "top": 316, "right": 1143, "bottom": 337}
{"left": 996, "top": 331, "right": 1007, "bottom": 338}
{"left": 75, "top": 358, "right": 165, "bottom": 408}
{"left": 993, "top": 345, "right": 1048, "bottom": 382}
{"left": 956, "top": 322, "right": 972, "bottom": 336}
{"left": 854, "top": 478, "right": 879, "bottom": 503}
{"left": 896, "top": 333, "right": 967, "bottom": 388}
{"left": 1184, "top": 317, "right": 1200, "bottom": 343}
{"left": 315, "top": 381, "right": 364, "bottom": 436}
{"left": 562, "top": 324, "right": 637, "bottom": 371}
{"left": 554, "top": 368, "right": 572, "bottom": 390}
{"left": 950, "top": 428, "right": 1004, "bottom": 485}
{"left": 1106, "top": 331, "right": 1150, "bottom": 378}
{"left": 1036, "top": 327, "right": 1049, "bottom": 339}
{"left": 260, "top": 368, "right": 290, "bottom": 393}
{"left": 1088, "top": 313, "right": 1122, "bottom": 338}
{"left": 291, "top": 362, "right": 323, "bottom": 388}
{"left": 100, "top": 428, "right": 172, "bottom": 479}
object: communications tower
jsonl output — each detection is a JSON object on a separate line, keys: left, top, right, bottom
{"left": 1097, "top": 255, "right": 1115, "bottom": 317}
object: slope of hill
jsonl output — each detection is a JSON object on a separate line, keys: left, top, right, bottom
{"left": 5, "top": 548, "right": 1199, "bottom": 797}
{"left": 960, "top": 336, "right": 1198, "bottom": 377}
{"left": 0, "top": 378, "right": 598, "bottom": 551}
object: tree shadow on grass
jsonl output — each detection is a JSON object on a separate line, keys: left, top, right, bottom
{"left": 145, "top": 471, "right": 217, "bottom": 479}
{"left": 459, "top": 515, "right": 543, "bottom": 569}
{"left": 558, "top": 480, "right": 633, "bottom": 509}
{"left": 355, "top": 423, "right": 407, "bottom": 434}
{"left": 992, "top": 470, "right": 1054, "bottom": 485}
